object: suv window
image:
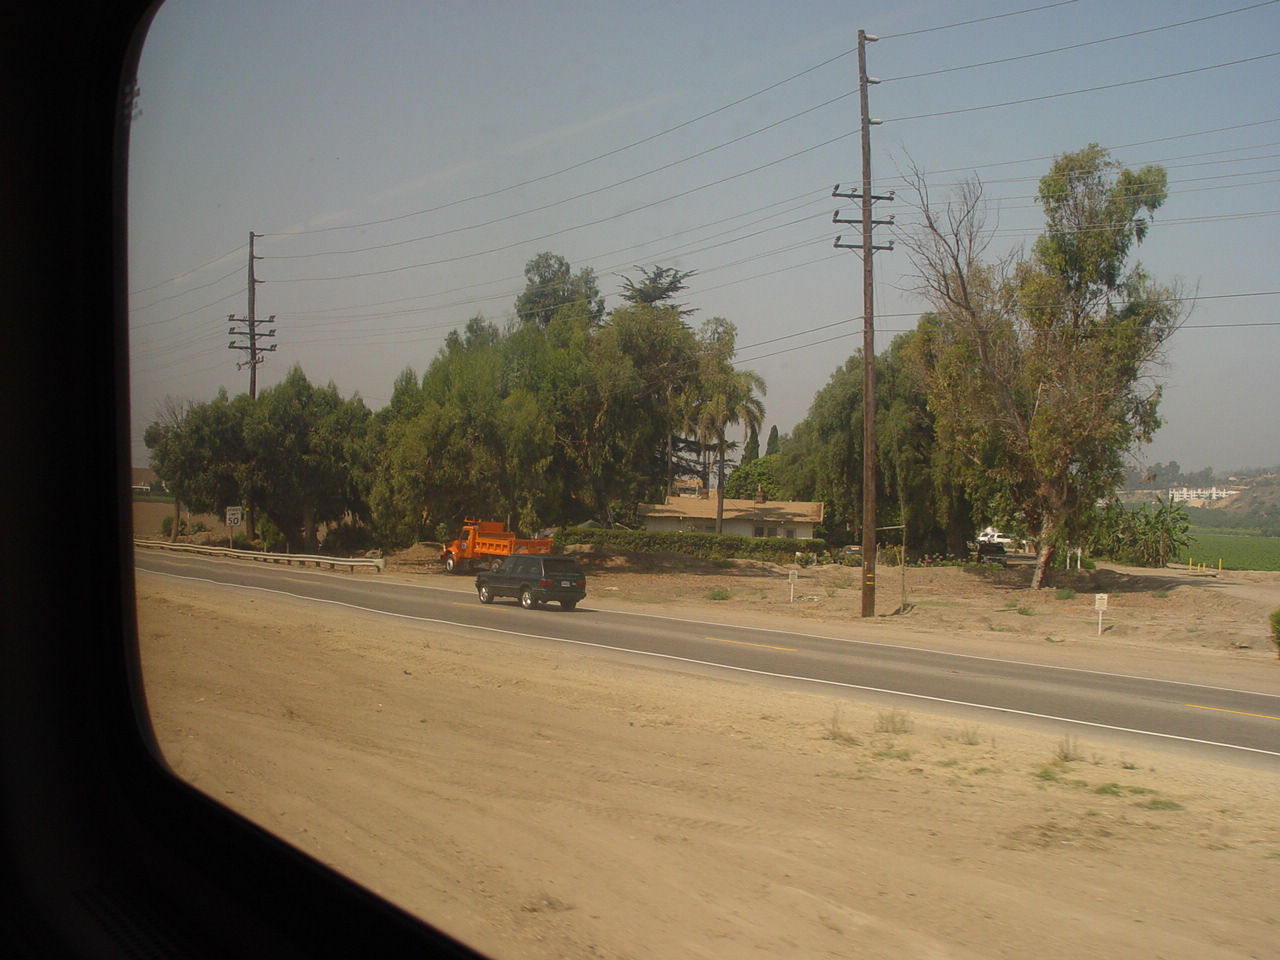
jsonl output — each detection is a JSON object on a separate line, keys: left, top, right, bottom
{"left": 543, "top": 558, "right": 583, "bottom": 575}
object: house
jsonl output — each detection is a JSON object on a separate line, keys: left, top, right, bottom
{"left": 637, "top": 494, "right": 823, "bottom": 539}
{"left": 131, "top": 467, "right": 162, "bottom": 493}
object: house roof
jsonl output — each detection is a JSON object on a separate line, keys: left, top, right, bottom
{"left": 637, "top": 496, "right": 823, "bottom": 524}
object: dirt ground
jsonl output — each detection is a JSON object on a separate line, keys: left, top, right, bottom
{"left": 133, "top": 505, "right": 1280, "bottom": 959}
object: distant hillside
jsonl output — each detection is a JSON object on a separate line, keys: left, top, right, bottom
{"left": 1219, "top": 477, "right": 1280, "bottom": 519}
{"left": 1187, "top": 477, "right": 1280, "bottom": 535}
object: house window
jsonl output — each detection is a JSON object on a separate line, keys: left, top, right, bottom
{"left": 753, "top": 526, "right": 765, "bottom": 538}
{"left": 766, "top": 527, "right": 778, "bottom": 538}
{"left": 784, "top": 529, "right": 796, "bottom": 539}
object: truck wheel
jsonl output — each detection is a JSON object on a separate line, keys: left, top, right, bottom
{"left": 490, "top": 558, "right": 503, "bottom": 571}
{"left": 560, "top": 600, "right": 577, "bottom": 611}
{"left": 444, "top": 554, "right": 457, "bottom": 574}
{"left": 520, "top": 587, "right": 537, "bottom": 609}
{"left": 477, "top": 584, "right": 493, "bottom": 604}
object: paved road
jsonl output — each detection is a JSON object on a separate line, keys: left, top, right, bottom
{"left": 134, "top": 549, "right": 1280, "bottom": 766}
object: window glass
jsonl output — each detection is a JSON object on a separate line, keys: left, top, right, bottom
{"left": 126, "top": 4, "right": 1277, "bottom": 959}
{"left": 543, "top": 558, "right": 582, "bottom": 575}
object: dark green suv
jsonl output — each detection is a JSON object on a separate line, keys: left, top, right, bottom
{"left": 474, "top": 555, "right": 587, "bottom": 610}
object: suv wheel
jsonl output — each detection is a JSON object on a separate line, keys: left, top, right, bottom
{"left": 477, "top": 584, "right": 493, "bottom": 604}
{"left": 519, "top": 586, "right": 537, "bottom": 609}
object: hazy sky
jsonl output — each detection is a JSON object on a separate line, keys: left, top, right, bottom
{"left": 127, "top": 0, "right": 1280, "bottom": 474}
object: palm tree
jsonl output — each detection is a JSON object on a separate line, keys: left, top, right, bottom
{"left": 701, "top": 368, "right": 766, "bottom": 533}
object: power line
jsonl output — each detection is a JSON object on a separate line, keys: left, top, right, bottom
{"left": 265, "top": 131, "right": 856, "bottom": 284}
{"left": 260, "top": 58, "right": 859, "bottom": 242}
{"left": 883, "top": 0, "right": 1081, "bottom": 40}
{"left": 885, "top": 1, "right": 1280, "bottom": 83}
{"left": 889, "top": 52, "right": 1280, "bottom": 124}
{"left": 128, "top": 243, "right": 245, "bottom": 297}
{"left": 132, "top": 111, "right": 1279, "bottom": 301}
{"left": 262, "top": 89, "right": 854, "bottom": 262}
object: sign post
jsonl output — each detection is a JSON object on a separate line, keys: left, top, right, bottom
{"left": 1094, "top": 593, "right": 1108, "bottom": 636}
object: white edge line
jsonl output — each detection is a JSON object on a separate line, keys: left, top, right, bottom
{"left": 590, "top": 602, "right": 1280, "bottom": 701}
{"left": 141, "top": 569, "right": 1280, "bottom": 760}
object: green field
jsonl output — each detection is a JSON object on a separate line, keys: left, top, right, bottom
{"left": 1177, "top": 531, "right": 1280, "bottom": 572}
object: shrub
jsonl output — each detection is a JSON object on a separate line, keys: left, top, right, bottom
{"left": 320, "top": 520, "right": 375, "bottom": 556}
{"left": 1054, "top": 587, "right": 1076, "bottom": 600}
{"left": 1270, "top": 608, "right": 1280, "bottom": 659}
{"left": 556, "top": 527, "right": 824, "bottom": 564}
{"left": 874, "top": 708, "right": 913, "bottom": 735}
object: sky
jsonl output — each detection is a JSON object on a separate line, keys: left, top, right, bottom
{"left": 127, "top": 0, "right": 1280, "bottom": 475}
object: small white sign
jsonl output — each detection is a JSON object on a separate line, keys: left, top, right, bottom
{"left": 225, "top": 506, "right": 243, "bottom": 527}
{"left": 1094, "top": 593, "right": 1108, "bottom": 611}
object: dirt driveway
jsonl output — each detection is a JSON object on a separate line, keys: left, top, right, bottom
{"left": 134, "top": 526, "right": 1280, "bottom": 959}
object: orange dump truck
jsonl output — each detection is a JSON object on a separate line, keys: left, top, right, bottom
{"left": 441, "top": 518, "right": 554, "bottom": 573}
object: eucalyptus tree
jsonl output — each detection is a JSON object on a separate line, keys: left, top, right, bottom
{"left": 514, "top": 251, "right": 604, "bottom": 328}
{"left": 143, "top": 392, "right": 246, "bottom": 539}
{"left": 243, "top": 365, "right": 371, "bottom": 554}
{"left": 903, "top": 145, "right": 1182, "bottom": 587}
{"left": 778, "top": 330, "right": 971, "bottom": 553}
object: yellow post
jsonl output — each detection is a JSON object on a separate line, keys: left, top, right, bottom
{"left": 1188, "top": 557, "right": 1193, "bottom": 571}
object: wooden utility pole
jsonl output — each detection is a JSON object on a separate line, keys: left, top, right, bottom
{"left": 833, "top": 29, "right": 893, "bottom": 617}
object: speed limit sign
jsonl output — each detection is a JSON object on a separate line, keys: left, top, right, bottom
{"left": 225, "top": 506, "right": 243, "bottom": 527}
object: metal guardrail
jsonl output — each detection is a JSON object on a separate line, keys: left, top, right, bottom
{"left": 134, "top": 539, "right": 385, "bottom": 572}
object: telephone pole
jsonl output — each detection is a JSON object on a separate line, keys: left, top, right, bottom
{"left": 227, "top": 231, "right": 276, "bottom": 399}
{"left": 833, "top": 28, "right": 893, "bottom": 618}
{"left": 226, "top": 231, "right": 275, "bottom": 543}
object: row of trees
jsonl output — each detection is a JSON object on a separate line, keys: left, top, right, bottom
{"left": 147, "top": 146, "right": 1185, "bottom": 587}
{"left": 146, "top": 261, "right": 767, "bottom": 552}
{"left": 1123, "top": 461, "right": 1217, "bottom": 491}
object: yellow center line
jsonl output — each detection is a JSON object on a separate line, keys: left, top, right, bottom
{"left": 1187, "top": 703, "right": 1280, "bottom": 722}
{"left": 707, "top": 636, "right": 797, "bottom": 652}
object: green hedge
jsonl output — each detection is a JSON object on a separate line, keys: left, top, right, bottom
{"left": 555, "top": 527, "right": 824, "bottom": 563}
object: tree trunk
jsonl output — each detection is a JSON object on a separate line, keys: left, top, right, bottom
{"left": 301, "top": 503, "right": 316, "bottom": 554}
{"left": 1031, "top": 518, "right": 1058, "bottom": 590}
{"left": 715, "top": 441, "right": 726, "bottom": 534}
